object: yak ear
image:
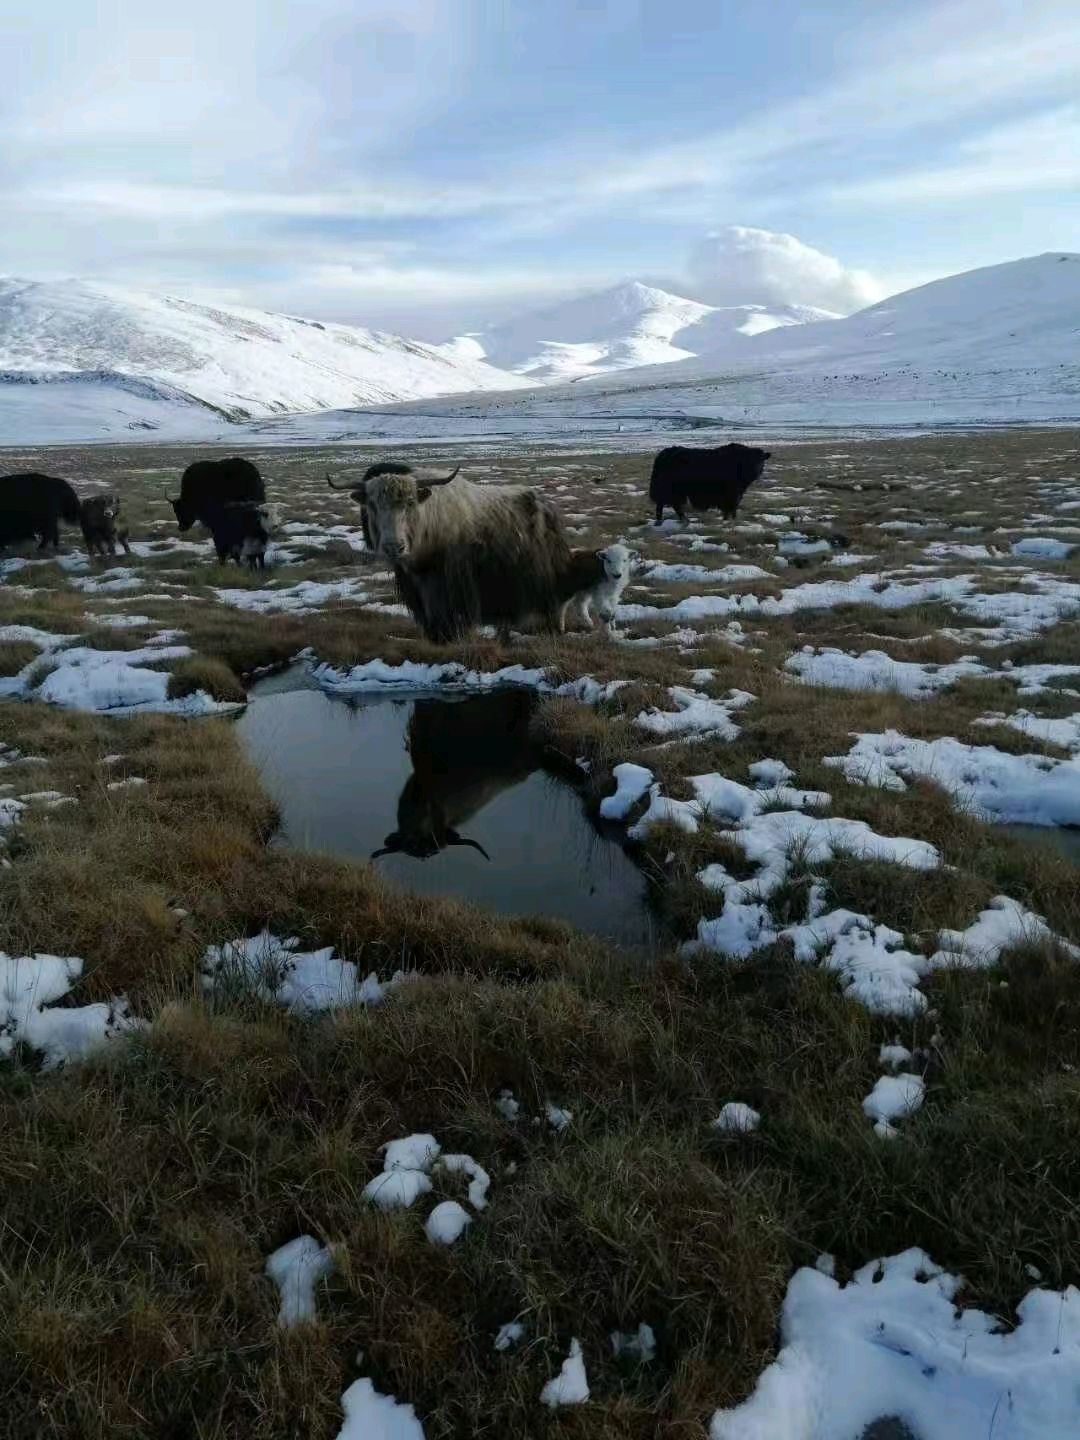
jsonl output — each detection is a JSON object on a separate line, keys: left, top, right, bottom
{"left": 416, "top": 486, "right": 433, "bottom": 503}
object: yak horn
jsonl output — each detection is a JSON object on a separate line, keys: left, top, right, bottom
{"left": 326, "top": 471, "right": 358, "bottom": 490}
{"left": 448, "top": 832, "right": 490, "bottom": 860}
{"left": 415, "top": 466, "right": 460, "bottom": 487}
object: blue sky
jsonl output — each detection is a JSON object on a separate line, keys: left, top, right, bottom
{"left": 2, "top": 0, "right": 1077, "bottom": 335}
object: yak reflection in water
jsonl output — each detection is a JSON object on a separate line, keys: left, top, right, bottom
{"left": 372, "top": 691, "right": 537, "bottom": 862}
{"left": 237, "top": 676, "right": 657, "bottom": 947}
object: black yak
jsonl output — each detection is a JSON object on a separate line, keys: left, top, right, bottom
{"left": 327, "top": 462, "right": 570, "bottom": 642}
{"left": 207, "top": 503, "right": 271, "bottom": 571}
{"left": 0, "top": 472, "right": 82, "bottom": 550}
{"left": 165, "top": 457, "right": 264, "bottom": 531}
{"left": 80, "top": 493, "right": 131, "bottom": 558}
{"left": 648, "top": 443, "right": 771, "bottom": 526}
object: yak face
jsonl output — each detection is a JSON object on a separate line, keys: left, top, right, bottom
{"left": 354, "top": 465, "right": 460, "bottom": 564}
{"left": 171, "top": 495, "right": 197, "bottom": 531}
{"left": 599, "top": 542, "right": 632, "bottom": 583}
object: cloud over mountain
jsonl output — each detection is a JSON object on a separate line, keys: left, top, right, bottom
{"left": 686, "top": 227, "right": 883, "bottom": 316}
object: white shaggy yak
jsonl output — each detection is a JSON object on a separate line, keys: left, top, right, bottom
{"left": 328, "top": 462, "right": 570, "bottom": 642}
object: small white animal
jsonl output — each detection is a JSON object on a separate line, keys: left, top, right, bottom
{"left": 557, "top": 543, "right": 632, "bottom": 632}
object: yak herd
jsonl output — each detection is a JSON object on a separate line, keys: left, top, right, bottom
{"left": 0, "top": 443, "right": 771, "bottom": 643}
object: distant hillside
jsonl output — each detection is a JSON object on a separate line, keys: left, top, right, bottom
{"left": 0, "top": 278, "right": 526, "bottom": 441}
{"left": 443, "top": 281, "right": 837, "bottom": 383}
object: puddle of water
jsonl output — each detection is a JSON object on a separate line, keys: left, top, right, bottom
{"left": 237, "top": 674, "right": 659, "bottom": 948}
{"left": 1001, "top": 823, "right": 1080, "bottom": 866}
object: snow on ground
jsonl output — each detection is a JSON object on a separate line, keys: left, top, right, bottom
{"left": 213, "top": 577, "right": 371, "bottom": 614}
{"left": 334, "top": 1377, "right": 426, "bottom": 1440}
{"left": 713, "top": 1102, "right": 761, "bottom": 1134}
{"left": 437, "top": 1153, "right": 491, "bottom": 1210}
{"left": 862, "top": 1073, "right": 926, "bottom": 1137}
{"left": 709, "top": 1248, "right": 1080, "bottom": 1440}
{"left": 932, "top": 896, "right": 1080, "bottom": 967}
{"left": 978, "top": 709, "right": 1080, "bottom": 750}
{"left": 201, "top": 930, "right": 403, "bottom": 1013}
{"left": 0, "top": 631, "right": 238, "bottom": 717}
{"left": 0, "top": 952, "right": 143, "bottom": 1069}
{"left": 265, "top": 1235, "right": 334, "bottom": 1328}
{"left": 494, "top": 1321, "right": 526, "bottom": 1352}
{"left": 599, "top": 763, "right": 655, "bottom": 820}
{"left": 313, "top": 656, "right": 625, "bottom": 706}
{"left": 68, "top": 566, "right": 145, "bottom": 594}
{"left": 610, "top": 1323, "right": 657, "bottom": 1363}
{"left": 363, "top": 1135, "right": 439, "bottom": 1211}
{"left": 540, "top": 1339, "right": 590, "bottom": 1408}
{"left": 1011, "top": 536, "right": 1076, "bottom": 559}
{"left": 785, "top": 646, "right": 990, "bottom": 696}
{"left": 635, "top": 686, "right": 754, "bottom": 741}
{"left": 425, "top": 1200, "right": 472, "bottom": 1245}
{"left": 619, "top": 571, "right": 1080, "bottom": 641}
{"left": 825, "top": 730, "right": 1080, "bottom": 827}
{"left": 638, "top": 561, "right": 770, "bottom": 584}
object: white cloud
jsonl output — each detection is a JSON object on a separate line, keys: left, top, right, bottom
{"left": 685, "top": 228, "right": 883, "bottom": 315}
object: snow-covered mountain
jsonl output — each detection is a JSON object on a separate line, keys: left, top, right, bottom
{"left": 443, "top": 281, "right": 837, "bottom": 383}
{"left": 324, "top": 252, "right": 1079, "bottom": 438}
{"left": 0, "top": 278, "right": 526, "bottom": 441}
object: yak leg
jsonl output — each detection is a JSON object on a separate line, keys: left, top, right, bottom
{"left": 654, "top": 501, "right": 665, "bottom": 526}
{"left": 579, "top": 597, "right": 594, "bottom": 629}
{"left": 673, "top": 501, "right": 689, "bottom": 525}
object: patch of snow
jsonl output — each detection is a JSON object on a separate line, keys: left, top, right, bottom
{"left": 334, "top": 1377, "right": 426, "bottom": 1440}
{"left": 314, "top": 656, "right": 625, "bottom": 706}
{"left": 639, "top": 561, "right": 769, "bottom": 584}
{"left": 977, "top": 709, "right": 1080, "bottom": 750}
{"left": 785, "top": 646, "right": 989, "bottom": 696}
{"left": 713, "top": 1102, "right": 761, "bottom": 1134}
{"left": 495, "top": 1321, "right": 526, "bottom": 1352}
{"left": 213, "top": 577, "right": 370, "bottom": 614}
{"left": 879, "top": 1042, "right": 913, "bottom": 1070}
{"left": 265, "top": 1235, "right": 334, "bottom": 1328}
{"left": 611, "top": 1322, "right": 657, "bottom": 1362}
{"left": 826, "top": 730, "right": 1080, "bottom": 827}
{"left": 599, "top": 763, "right": 654, "bottom": 820}
{"left": 748, "top": 758, "right": 795, "bottom": 788}
{"left": 862, "top": 1073, "right": 926, "bottom": 1136}
{"left": 201, "top": 929, "right": 403, "bottom": 1012}
{"left": 106, "top": 776, "right": 147, "bottom": 791}
{"left": 636, "top": 686, "right": 754, "bottom": 741}
{"left": 931, "top": 896, "right": 1080, "bottom": 968}
{"left": 495, "top": 1089, "right": 520, "bottom": 1122}
{"left": 710, "top": 1248, "right": 1080, "bottom": 1440}
{"left": 1011, "top": 536, "right": 1076, "bottom": 559}
{"left": 540, "top": 1338, "right": 590, "bottom": 1408}
{"left": 545, "top": 1103, "right": 572, "bottom": 1134}
{"left": 437, "top": 1153, "right": 491, "bottom": 1211}
{"left": 424, "top": 1200, "right": 472, "bottom": 1246}
{"left": 0, "top": 952, "right": 143, "bottom": 1069}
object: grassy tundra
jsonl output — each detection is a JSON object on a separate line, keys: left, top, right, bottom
{"left": 0, "top": 430, "right": 1078, "bottom": 1438}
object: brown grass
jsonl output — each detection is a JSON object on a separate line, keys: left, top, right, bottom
{"left": 0, "top": 428, "right": 1079, "bottom": 1436}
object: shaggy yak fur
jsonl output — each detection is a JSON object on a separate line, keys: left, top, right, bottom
{"left": 329, "top": 461, "right": 571, "bottom": 642}
{"left": 555, "top": 542, "right": 632, "bottom": 632}
{"left": 0, "top": 472, "right": 82, "bottom": 549}
{"left": 648, "top": 443, "right": 771, "bottom": 525}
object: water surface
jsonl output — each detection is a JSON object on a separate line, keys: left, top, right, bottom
{"left": 238, "top": 673, "right": 658, "bottom": 947}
